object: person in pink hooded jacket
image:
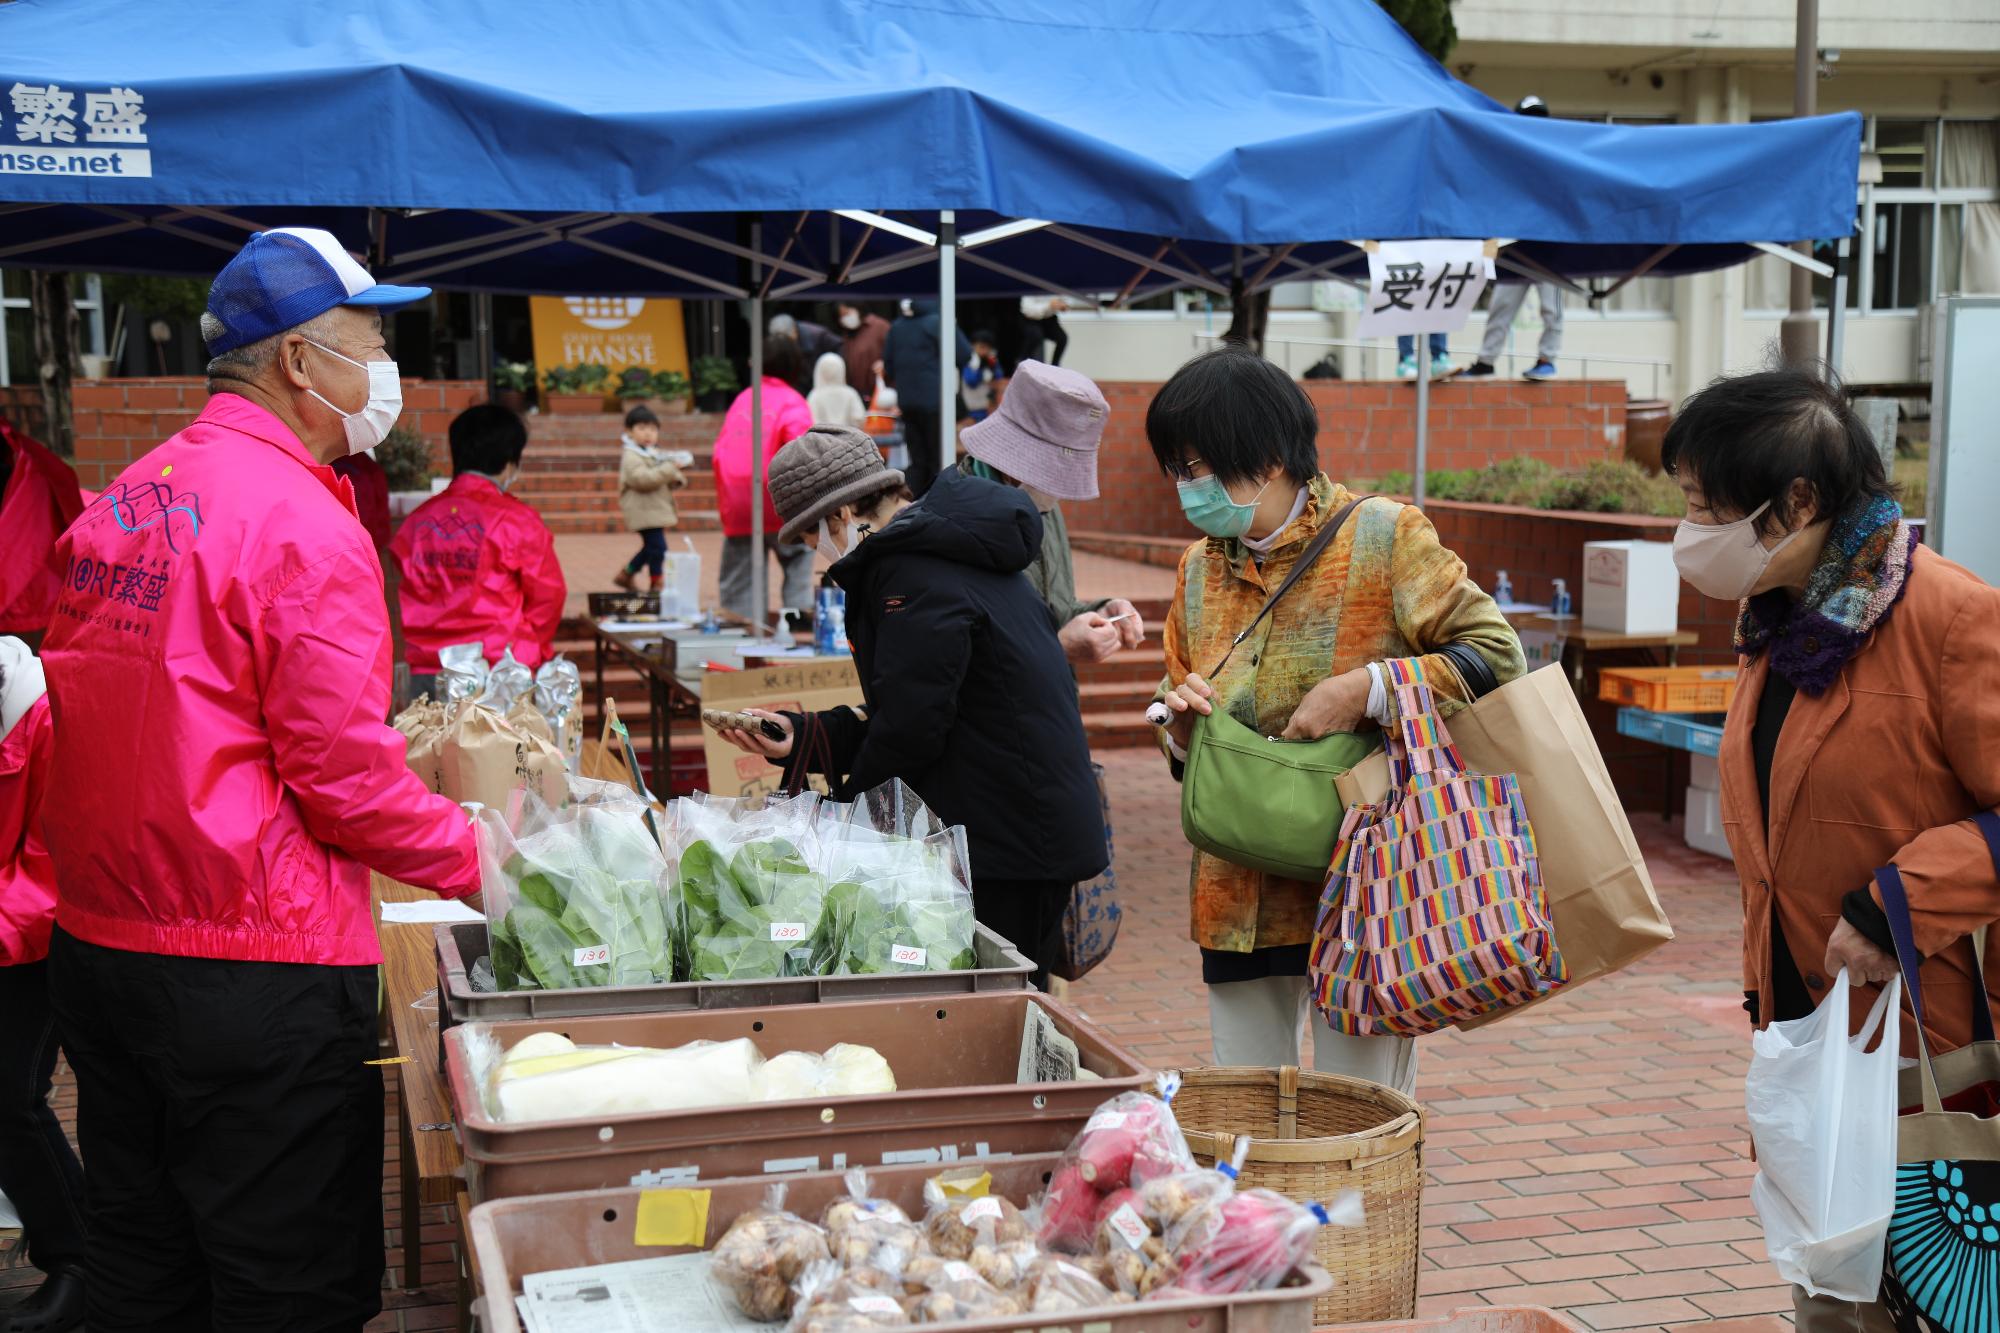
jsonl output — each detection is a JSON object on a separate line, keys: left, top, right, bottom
{"left": 0, "top": 636, "right": 87, "bottom": 1332}
{"left": 390, "top": 402, "right": 565, "bottom": 685}
{"left": 0, "top": 417, "right": 87, "bottom": 647}
{"left": 39, "top": 228, "right": 480, "bottom": 1333}
{"left": 712, "top": 334, "right": 817, "bottom": 621}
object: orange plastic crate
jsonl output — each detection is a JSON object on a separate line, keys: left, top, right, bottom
{"left": 1597, "top": 665, "right": 1738, "bottom": 713}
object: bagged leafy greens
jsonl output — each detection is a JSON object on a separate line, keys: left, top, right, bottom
{"left": 670, "top": 791, "right": 831, "bottom": 981}
{"left": 478, "top": 775, "right": 675, "bottom": 991}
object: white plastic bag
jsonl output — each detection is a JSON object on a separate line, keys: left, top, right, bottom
{"left": 1746, "top": 971, "right": 1901, "bottom": 1301}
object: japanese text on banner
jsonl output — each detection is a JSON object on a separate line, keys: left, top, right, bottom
{"left": 1355, "top": 239, "right": 1495, "bottom": 338}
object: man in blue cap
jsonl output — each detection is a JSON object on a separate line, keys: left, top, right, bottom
{"left": 39, "top": 228, "right": 482, "bottom": 1331}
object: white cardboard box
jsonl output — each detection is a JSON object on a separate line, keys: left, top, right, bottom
{"left": 1685, "top": 783, "right": 1732, "bottom": 861}
{"left": 1582, "top": 539, "right": 1680, "bottom": 636}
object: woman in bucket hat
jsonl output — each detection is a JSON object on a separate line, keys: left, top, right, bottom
{"left": 712, "top": 426, "right": 1104, "bottom": 986}
{"left": 959, "top": 359, "right": 1146, "bottom": 665}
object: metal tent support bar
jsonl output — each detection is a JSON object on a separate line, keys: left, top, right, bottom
{"left": 939, "top": 209, "right": 957, "bottom": 472}
{"left": 749, "top": 218, "right": 766, "bottom": 640}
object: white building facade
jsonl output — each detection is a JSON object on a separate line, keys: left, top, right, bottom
{"left": 1058, "top": 0, "right": 2000, "bottom": 401}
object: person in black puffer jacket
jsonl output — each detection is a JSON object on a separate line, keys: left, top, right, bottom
{"left": 712, "top": 426, "right": 1105, "bottom": 985}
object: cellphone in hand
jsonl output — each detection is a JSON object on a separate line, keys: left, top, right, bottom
{"left": 700, "top": 708, "right": 788, "bottom": 741}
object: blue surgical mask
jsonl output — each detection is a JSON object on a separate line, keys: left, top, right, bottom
{"left": 1177, "top": 473, "right": 1271, "bottom": 540}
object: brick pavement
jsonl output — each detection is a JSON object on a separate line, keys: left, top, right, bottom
{"left": 3, "top": 748, "right": 1784, "bottom": 1333}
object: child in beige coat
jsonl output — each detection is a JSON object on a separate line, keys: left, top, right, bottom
{"left": 612, "top": 405, "right": 688, "bottom": 592}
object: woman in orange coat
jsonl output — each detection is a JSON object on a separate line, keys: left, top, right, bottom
{"left": 1664, "top": 369, "right": 2000, "bottom": 1333}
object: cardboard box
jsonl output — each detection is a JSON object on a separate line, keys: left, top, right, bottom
{"left": 699, "top": 659, "right": 863, "bottom": 799}
{"left": 1582, "top": 539, "right": 1680, "bottom": 636}
{"left": 1685, "top": 783, "right": 1732, "bottom": 861}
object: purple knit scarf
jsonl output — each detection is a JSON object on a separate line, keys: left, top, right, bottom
{"left": 1734, "top": 494, "right": 1915, "bottom": 696}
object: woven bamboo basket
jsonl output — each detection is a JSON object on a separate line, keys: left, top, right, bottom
{"left": 1174, "top": 1065, "right": 1424, "bottom": 1326}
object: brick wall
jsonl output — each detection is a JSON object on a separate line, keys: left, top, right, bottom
{"left": 1064, "top": 378, "right": 1629, "bottom": 539}
{"left": 55, "top": 377, "right": 485, "bottom": 488}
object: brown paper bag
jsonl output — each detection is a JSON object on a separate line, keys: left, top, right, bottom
{"left": 1334, "top": 664, "right": 1674, "bottom": 1027}
{"left": 577, "top": 699, "right": 643, "bottom": 795}
{"left": 392, "top": 698, "right": 446, "bottom": 794}
{"left": 436, "top": 700, "right": 567, "bottom": 811}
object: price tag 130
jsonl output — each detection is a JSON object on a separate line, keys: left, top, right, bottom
{"left": 889, "top": 943, "right": 927, "bottom": 967}
{"left": 572, "top": 944, "right": 610, "bottom": 967}
{"left": 768, "top": 921, "right": 807, "bottom": 943}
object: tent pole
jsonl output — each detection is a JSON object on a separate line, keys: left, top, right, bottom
{"left": 1781, "top": 0, "right": 1821, "bottom": 370}
{"left": 1827, "top": 234, "right": 1850, "bottom": 375}
{"left": 1413, "top": 333, "right": 1431, "bottom": 509}
{"left": 750, "top": 219, "right": 766, "bottom": 640}
{"left": 939, "top": 209, "right": 957, "bottom": 474}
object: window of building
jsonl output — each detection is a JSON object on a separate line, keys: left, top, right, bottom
{"left": 0, "top": 269, "right": 107, "bottom": 386}
{"left": 1747, "top": 116, "right": 2000, "bottom": 315}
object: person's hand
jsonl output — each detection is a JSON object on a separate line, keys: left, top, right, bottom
{"left": 1157, "top": 672, "right": 1215, "bottom": 750}
{"left": 1102, "top": 599, "right": 1146, "bottom": 650}
{"left": 1059, "top": 612, "right": 1123, "bottom": 665}
{"left": 716, "top": 709, "right": 794, "bottom": 760}
{"left": 1282, "top": 668, "right": 1372, "bottom": 740}
{"left": 1825, "top": 917, "right": 1899, "bottom": 987}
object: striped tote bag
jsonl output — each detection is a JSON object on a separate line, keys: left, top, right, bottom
{"left": 1308, "top": 657, "right": 1566, "bottom": 1037}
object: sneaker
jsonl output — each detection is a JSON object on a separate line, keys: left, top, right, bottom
{"left": 1462, "top": 360, "right": 1497, "bottom": 377}
{"left": 1523, "top": 360, "right": 1557, "bottom": 381}
{"left": 1396, "top": 355, "right": 1417, "bottom": 380}
{"left": 1430, "top": 353, "right": 1454, "bottom": 379}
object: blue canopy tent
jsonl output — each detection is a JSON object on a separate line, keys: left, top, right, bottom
{"left": 0, "top": 0, "right": 1860, "bottom": 619}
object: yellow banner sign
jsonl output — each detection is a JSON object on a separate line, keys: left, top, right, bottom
{"left": 529, "top": 295, "right": 690, "bottom": 381}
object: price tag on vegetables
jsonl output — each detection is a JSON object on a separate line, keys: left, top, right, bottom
{"left": 768, "top": 921, "right": 807, "bottom": 943}
{"left": 1084, "top": 1108, "right": 1128, "bottom": 1133}
{"left": 963, "top": 1197, "right": 1004, "bottom": 1226}
{"left": 943, "top": 1261, "right": 978, "bottom": 1283}
{"left": 849, "top": 1296, "right": 902, "bottom": 1316}
{"left": 889, "top": 943, "right": 927, "bottom": 967}
{"left": 572, "top": 944, "right": 610, "bottom": 967}
{"left": 1106, "top": 1202, "right": 1151, "bottom": 1251}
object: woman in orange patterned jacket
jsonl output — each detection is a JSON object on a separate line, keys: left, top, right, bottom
{"left": 1151, "top": 347, "right": 1523, "bottom": 1092}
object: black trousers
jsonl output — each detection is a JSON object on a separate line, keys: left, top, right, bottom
{"left": 972, "top": 878, "right": 1074, "bottom": 992}
{"left": 48, "top": 927, "right": 385, "bottom": 1333}
{"left": 0, "top": 958, "right": 88, "bottom": 1275}
{"left": 627, "top": 527, "right": 668, "bottom": 577}
{"left": 901, "top": 406, "right": 942, "bottom": 499}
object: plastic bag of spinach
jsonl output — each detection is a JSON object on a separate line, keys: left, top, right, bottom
{"left": 475, "top": 776, "right": 675, "bottom": 991}
{"left": 668, "top": 791, "right": 829, "bottom": 981}
{"left": 812, "top": 782, "right": 977, "bottom": 974}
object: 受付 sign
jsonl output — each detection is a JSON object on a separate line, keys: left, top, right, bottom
{"left": 1356, "top": 239, "right": 1495, "bottom": 338}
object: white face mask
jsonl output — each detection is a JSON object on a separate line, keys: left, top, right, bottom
{"left": 839, "top": 310, "right": 862, "bottom": 331}
{"left": 1672, "top": 499, "right": 1805, "bottom": 601}
{"left": 816, "top": 515, "right": 861, "bottom": 566}
{"left": 304, "top": 339, "right": 403, "bottom": 455}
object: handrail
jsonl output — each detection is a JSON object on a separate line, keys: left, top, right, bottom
{"left": 1194, "top": 332, "right": 1672, "bottom": 398}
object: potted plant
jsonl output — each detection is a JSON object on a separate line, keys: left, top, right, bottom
{"left": 492, "top": 360, "right": 534, "bottom": 414}
{"left": 650, "top": 368, "right": 692, "bottom": 415}
{"left": 615, "top": 366, "right": 655, "bottom": 404}
{"left": 543, "top": 362, "right": 613, "bottom": 415}
{"left": 693, "top": 355, "right": 739, "bottom": 413}
{"left": 377, "top": 425, "right": 440, "bottom": 518}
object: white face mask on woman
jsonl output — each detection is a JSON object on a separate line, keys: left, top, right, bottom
{"left": 1672, "top": 499, "right": 1807, "bottom": 601}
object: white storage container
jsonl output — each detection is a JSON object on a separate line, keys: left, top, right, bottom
{"left": 1689, "top": 752, "right": 1720, "bottom": 792}
{"left": 1685, "top": 783, "right": 1732, "bottom": 861}
{"left": 1582, "top": 539, "right": 1681, "bottom": 636}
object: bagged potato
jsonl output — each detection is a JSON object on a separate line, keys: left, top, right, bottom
{"left": 712, "top": 1183, "right": 832, "bottom": 1322}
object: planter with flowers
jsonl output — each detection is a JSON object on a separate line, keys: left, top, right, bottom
{"left": 491, "top": 360, "right": 535, "bottom": 414}
{"left": 543, "top": 362, "right": 612, "bottom": 414}
{"left": 616, "top": 366, "right": 693, "bottom": 417}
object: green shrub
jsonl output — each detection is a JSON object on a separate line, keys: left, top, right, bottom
{"left": 1359, "top": 457, "right": 1686, "bottom": 518}
{"left": 376, "top": 426, "right": 432, "bottom": 491}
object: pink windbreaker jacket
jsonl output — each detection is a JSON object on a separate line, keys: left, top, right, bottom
{"left": 41, "top": 395, "right": 480, "bottom": 966}
{"left": 389, "top": 472, "right": 566, "bottom": 673}
{"left": 0, "top": 640, "right": 55, "bottom": 966}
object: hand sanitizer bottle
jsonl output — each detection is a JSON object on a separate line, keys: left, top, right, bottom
{"left": 1493, "top": 570, "right": 1513, "bottom": 606}
{"left": 1551, "top": 578, "right": 1572, "bottom": 620}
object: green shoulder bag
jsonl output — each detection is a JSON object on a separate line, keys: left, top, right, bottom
{"left": 1178, "top": 495, "right": 1383, "bottom": 883}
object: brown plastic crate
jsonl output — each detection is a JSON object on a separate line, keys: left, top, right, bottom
{"left": 469, "top": 1154, "right": 1332, "bottom": 1333}
{"left": 445, "top": 991, "right": 1151, "bottom": 1200}
{"left": 1596, "top": 665, "right": 1738, "bottom": 713}
{"left": 434, "top": 920, "right": 1034, "bottom": 1030}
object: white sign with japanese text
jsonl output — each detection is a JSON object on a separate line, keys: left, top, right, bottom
{"left": 1356, "top": 239, "right": 1494, "bottom": 337}
{"left": 0, "top": 81, "right": 151, "bottom": 178}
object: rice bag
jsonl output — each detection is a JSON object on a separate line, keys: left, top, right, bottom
{"left": 712, "top": 1184, "right": 832, "bottom": 1322}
